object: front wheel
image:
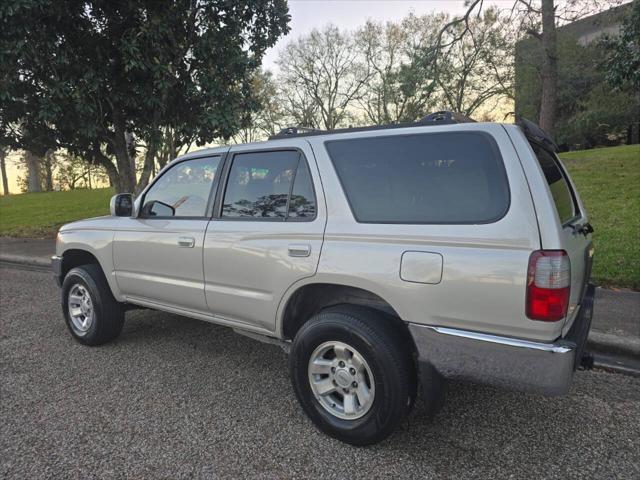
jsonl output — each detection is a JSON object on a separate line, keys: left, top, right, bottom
{"left": 289, "top": 305, "right": 417, "bottom": 445}
{"left": 61, "top": 264, "right": 124, "bottom": 346}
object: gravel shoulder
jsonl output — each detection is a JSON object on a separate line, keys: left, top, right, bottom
{"left": 1, "top": 266, "right": 639, "bottom": 479}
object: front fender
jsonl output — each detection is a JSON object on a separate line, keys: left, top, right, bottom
{"left": 56, "top": 229, "right": 124, "bottom": 302}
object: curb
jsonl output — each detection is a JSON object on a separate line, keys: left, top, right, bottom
{"left": 0, "top": 253, "right": 51, "bottom": 268}
{"left": 587, "top": 331, "right": 640, "bottom": 358}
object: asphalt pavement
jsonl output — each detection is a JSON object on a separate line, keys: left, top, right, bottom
{"left": 1, "top": 265, "right": 639, "bottom": 479}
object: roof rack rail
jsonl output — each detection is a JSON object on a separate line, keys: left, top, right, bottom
{"left": 419, "top": 111, "right": 476, "bottom": 124}
{"left": 269, "top": 126, "right": 324, "bottom": 139}
{"left": 267, "top": 111, "right": 475, "bottom": 140}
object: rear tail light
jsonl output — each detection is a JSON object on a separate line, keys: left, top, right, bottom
{"left": 526, "top": 250, "right": 571, "bottom": 321}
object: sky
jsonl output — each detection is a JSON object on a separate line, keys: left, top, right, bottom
{"left": 262, "top": 0, "right": 511, "bottom": 70}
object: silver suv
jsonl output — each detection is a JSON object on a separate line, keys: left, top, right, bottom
{"left": 52, "top": 113, "right": 595, "bottom": 445}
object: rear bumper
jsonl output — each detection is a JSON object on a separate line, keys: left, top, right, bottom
{"left": 409, "top": 283, "right": 595, "bottom": 396}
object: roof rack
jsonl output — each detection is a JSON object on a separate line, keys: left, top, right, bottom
{"left": 271, "top": 126, "right": 323, "bottom": 138}
{"left": 268, "top": 110, "right": 476, "bottom": 140}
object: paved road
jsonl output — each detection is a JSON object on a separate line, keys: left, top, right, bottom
{"left": 1, "top": 266, "right": 639, "bottom": 479}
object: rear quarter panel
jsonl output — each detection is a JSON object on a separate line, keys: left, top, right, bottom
{"left": 504, "top": 125, "right": 593, "bottom": 336}
{"left": 295, "top": 123, "right": 564, "bottom": 342}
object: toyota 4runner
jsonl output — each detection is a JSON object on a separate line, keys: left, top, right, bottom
{"left": 52, "top": 112, "right": 595, "bottom": 445}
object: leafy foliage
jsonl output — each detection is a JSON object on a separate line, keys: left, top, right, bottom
{"left": 0, "top": 0, "right": 290, "bottom": 192}
{"left": 601, "top": 0, "right": 640, "bottom": 90}
{"left": 354, "top": 14, "right": 445, "bottom": 124}
{"left": 516, "top": 28, "right": 639, "bottom": 149}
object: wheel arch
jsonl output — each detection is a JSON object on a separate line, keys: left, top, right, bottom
{"left": 59, "top": 246, "right": 123, "bottom": 302}
{"left": 61, "top": 249, "right": 101, "bottom": 277}
{"left": 279, "top": 282, "right": 414, "bottom": 348}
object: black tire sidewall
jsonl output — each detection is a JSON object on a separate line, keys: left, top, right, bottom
{"left": 61, "top": 266, "right": 117, "bottom": 345}
{"left": 290, "top": 310, "right": 410, "bottom": 445}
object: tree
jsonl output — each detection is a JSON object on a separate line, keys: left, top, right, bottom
{"left": 56, "top": 155, "right": 87, "bottom": 191}
{"left": 355, "top": 14, "right": 445, "bottom": 124}
{"left": 448, "top": 0, "right": 622, "bottom": 136}
{"left": 435, "top": 8, "right": 515, "bottom": 117}
{"left": 515, "top": 2, "right": 636, "bottom": 147}
{"left": 277, "top": 25, "right": 371, "bottom": 130}
{"left": 601, "top": 0, "right": 640, "bottom": 91}
{"left": 40, "top": 149, "right": 57, "bottom": 192}
{"left": 24, "top": 151, "right": 41, "bottom": 193}
{"left": 0, "top": 146, "right": 9, "bottom": 195}
{"left": 1, "top": 0, "right": 290, "bottom": 194}
{"left": 55, "top": 153, "right": 94, "bottom": 190}
{"left": 233, "top": 70, "right": 286, "bottom": 143}
{"left": 538, "top": 0, "right": 558, "bottom": 136}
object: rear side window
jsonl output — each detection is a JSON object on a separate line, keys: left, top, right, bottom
{"left": 325, "top": 132, "right": 509, "bottom": 224}
{"left": 288, "top": 158, "right": 317, "bottom": 220}
{"left": 530, "top": 143, "right": 577, "bottom": 224}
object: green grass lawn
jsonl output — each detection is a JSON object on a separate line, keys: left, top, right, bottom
{"left": 559, "top": 144, "right": 640, "bottom": 290}
{"left": 0, "top": 187, "right": 113, "bottom": 238}
{"left": 0, "top": 144, "right": 638, "bottom": 288}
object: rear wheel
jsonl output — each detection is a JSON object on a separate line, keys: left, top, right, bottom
{"left": 61, "top": 264, "right": 124, "bottom": 346}
{"left": 289, "top": 305, "right": 417, "bottom": 445}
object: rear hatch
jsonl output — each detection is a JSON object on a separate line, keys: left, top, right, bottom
{"left": 527, "top": 140, "right": 594, "bottom": 332}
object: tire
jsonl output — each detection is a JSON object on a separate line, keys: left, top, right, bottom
{"left": 289, "top": 305, "right": 417, "bottom": 445}
{"left": 61, "top": 264, "right": 124, "bottom": 346}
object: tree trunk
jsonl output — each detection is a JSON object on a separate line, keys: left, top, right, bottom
{"left": 135, "top": 141, "right": 158, "bottom": 196}
{"left": 43, "top": 150, "right": 54, "bottom": 191}
{"left": 25, "top": 151, "right": 42, "bottom": 193}
{"left": 92, "top": 149, "right": 122, "bottom": 193}
{"left": 539, "top": 0, "right": 557, "bottom": 137}
{"left": 0, "top": 148, "right": 9, "bottom": 195}
{"left": 112, "top": 141, "right": 136, "bottom": 193}
{"left": 111, "top": 112, "right": 137, "bottom": 193}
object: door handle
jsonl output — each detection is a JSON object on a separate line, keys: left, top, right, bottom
{"left": 288, "top": 244, "right": 311, "bottom": 257}
{"left": 177, "top": 236, "right": 195, "bottom": 248}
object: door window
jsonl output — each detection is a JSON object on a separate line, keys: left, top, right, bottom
{"left": 222, "top": 150, "right": 316, "bottom": 221}
{"left": 141, "top": 156, "right": 221, "bottom": 218}
{"left": 288, "top": 158, "right": 317, "bottom": 220}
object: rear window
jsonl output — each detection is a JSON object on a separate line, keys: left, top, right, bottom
{"left": 530, "top": 143, "right": 577, "bottom": 224}
{"left": 325, "top": 132, "right": 510, "bottom": 224}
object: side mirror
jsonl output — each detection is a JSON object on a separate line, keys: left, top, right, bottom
{"left": 110, "top": 193, "right": 134, "bottom": 217}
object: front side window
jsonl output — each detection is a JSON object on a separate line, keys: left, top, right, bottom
{"left": 222, "top": 150, "right": 316, "bottom": 220}
{"left": 325, "top": 132, "right": 510, "bottom": 224}
{"left": 141, "top": 156, "right": 221, "bottom": 218}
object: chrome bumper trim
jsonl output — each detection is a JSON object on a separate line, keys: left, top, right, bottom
{"left": 428, "top": 327, "right": 573, "bottom": 354}
{"left": 409, "top": 324, "right": 576, "bottom": 396}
